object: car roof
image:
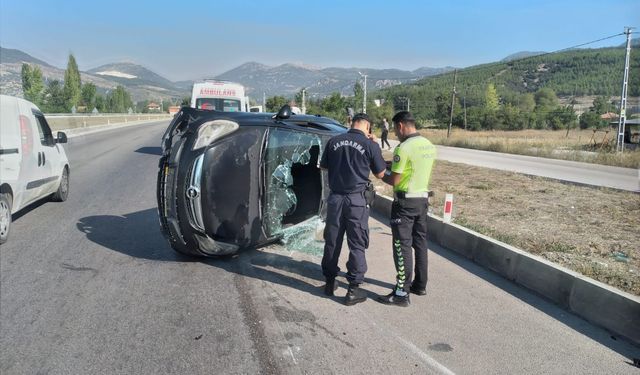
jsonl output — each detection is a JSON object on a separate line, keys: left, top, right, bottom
{"left": 180, "top": 106, "right": 348, "bottom": 133}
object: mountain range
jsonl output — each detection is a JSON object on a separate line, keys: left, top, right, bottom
{"left": 0, "top": 46, "right": 457, "bottom": 101}
{"left": 3, "top": 42, "right": 636, "bottom": 103}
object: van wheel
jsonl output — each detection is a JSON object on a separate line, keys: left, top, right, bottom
{"left": 0, "top": 193, "right": 12, "bottom": 244}
{"left": 51, "top": 167, "right": 69, "bottom": 202}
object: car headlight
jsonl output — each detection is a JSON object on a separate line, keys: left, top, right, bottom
{"left": 192, "top": 120, "right": 239, "bottom": 150}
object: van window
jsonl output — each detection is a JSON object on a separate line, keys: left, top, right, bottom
{"left": 34, "top": 113, "right": 55, "bottom": 146}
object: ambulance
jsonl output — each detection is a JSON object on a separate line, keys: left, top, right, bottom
{"left": 190, "top": 80, "right": 250, "bottom": 112}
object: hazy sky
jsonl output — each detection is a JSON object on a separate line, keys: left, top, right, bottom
{"left": 1, "top": 0, "right": 638, "bottom": 81}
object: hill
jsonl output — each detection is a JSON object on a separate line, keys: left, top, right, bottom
{"left": 379, "top": 46, "right": 640, "bottom": 121}
{"left": 0, "top": 48, "right": 189, "bottom": 102}
{"left": 0, "top": 47, "right": 52, "bottom": 67}
{"left": 87, "top": 62, "right": 177, "bottom": 91}
{"left": 501, "top": 51, "right": 546, "bottom": 62}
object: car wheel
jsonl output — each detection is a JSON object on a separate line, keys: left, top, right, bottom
{"left": 51, "top": 167, "right": 69, "bottom": 202}
{"left": 0, "top": 193, "right": 12, "bottom": 244}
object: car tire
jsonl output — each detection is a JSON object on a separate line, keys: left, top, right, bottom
{"left": 0, "top": 193, "right": 12, "bottom": 245}
{"left": 51, "top": 167, "right": 69, "bottom": 202}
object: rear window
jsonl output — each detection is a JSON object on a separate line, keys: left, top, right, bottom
{"left": 195, "top": 98, "right": 241, "bottom": 112}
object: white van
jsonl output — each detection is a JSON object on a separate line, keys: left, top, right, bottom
{"left": 190, "top": 80, "right": 249, "bottom": 112}
{"left": 0, "top": 95, "right": 70, "bottom": 244}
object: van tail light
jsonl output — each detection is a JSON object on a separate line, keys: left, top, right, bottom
{"left": 19, "top": 115, "right": 33, "bottom": 155}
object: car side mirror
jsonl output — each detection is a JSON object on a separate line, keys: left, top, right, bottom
{"left": 274, "top": 104, "right": 292, "bottom": 120}
{"left": 56, "top": 131, "right": 68, "bottom": 144}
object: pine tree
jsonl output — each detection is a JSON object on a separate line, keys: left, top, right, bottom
{"left": 484, "top": 83, "right": 499, "bottom": 112}
{"left": 63, "top": 54, "right": 82, "bottom": 111}
{"left": 21, "top": 63, "right": 45, "bottom": 105}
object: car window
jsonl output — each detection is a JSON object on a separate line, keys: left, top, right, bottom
{"left": 263, "top": 127, "right": 323, "bottom": 236}
{"left": 33, "top": 113, "right": 55, "bottom": 146}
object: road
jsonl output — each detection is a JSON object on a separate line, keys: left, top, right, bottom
{"left": 436, "top": 146, "right": 639, "bottom": 192}
{"left": 384, "top": 140, "right": 639, "bottom": 192}
{"left": 1, "top": 121, "right": 638, "bottom": 374}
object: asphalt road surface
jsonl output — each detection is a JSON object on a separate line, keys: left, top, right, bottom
{"left": 384, "top": 139, "right": 638, "bottom": 192}
{"left": 1, "top": 121, "right": 638, "bottom": 374}
{"left": 438, "top": 145, "right": 639, "bottom": 192}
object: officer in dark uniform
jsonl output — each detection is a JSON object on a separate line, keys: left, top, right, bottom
{"left": 320, "top": 113, "right": 386, "bottom": 306}
{"left": 379, "top": 111, "right": 436, "bottom": 307}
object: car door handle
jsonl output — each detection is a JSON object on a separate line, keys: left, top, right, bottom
{"left": 38, "top": 152, "right": 42, "bottom": 166}
{"left": 42, "top": 152, "right": 46, "bottom": 165}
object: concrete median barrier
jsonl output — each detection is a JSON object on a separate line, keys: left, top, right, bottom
{"left": 46, "top": 114, "right": 172, "bottom": 132}
{"left": 372, "top": 194, "right": 640, "bottom": 345}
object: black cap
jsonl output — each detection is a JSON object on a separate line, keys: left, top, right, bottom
{"left": 352, "top": 113, "right": 370, "bottom": 123}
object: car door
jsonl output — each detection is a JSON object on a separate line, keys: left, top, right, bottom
{"left": 32, "top": 110, "right": 61, "bottom": 195}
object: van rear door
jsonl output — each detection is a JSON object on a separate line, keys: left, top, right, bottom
{"left": 0, "top": 96, "right": 23, "bottom": 209}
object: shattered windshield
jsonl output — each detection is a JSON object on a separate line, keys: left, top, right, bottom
{"left": 263, "top": 127, "right": 324, "bottom": 237}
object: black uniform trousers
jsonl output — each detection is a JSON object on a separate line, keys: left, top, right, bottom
{"left": 321, "top": 192, "right": 369, "bottom": 285}
{"left": 381, "top": 130, "right": 391, "bottom": 149}
{"left": 390, "top": 197, "right": 429, "bottom": 292}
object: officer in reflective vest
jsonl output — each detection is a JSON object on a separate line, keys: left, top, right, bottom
{"left": 379, "top": 111, "right": 436, "bottom": 307}
{"left": 320, "top": 113, "right": 386, "bottom": 306}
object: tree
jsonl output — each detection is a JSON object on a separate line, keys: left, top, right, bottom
{"left": 94, "top": 95, "right": 107, "bottom": 113}
{"left": 80, "top": 83, "right": 96, "bottom": 111}
{"left": 42, "top": 80, "right": 67, "bottom": 113}
{"left": 21, "top": 64, "right": 44, "bottom": 105}
{"left": 544, "top": 106, "right": 577, "bottom": 131}
{"left": 518, "top": 93, "right": 536, "bottom": 113}
{"left": 181, "top": 96, "right": 191, "bottom": 106}
{"left": 265, "top": 95, "right": 288, "bottom": 112}
{"left": 534, "top": 88, "right": 558, "bottom": 110}
{"left": 106, "top": 86, "right": 133, "bottom": 113}
{"left": 484, "top": 83, "right": 499, "bottom": 112}
{"left": 591, "top": 95, "right": 615, "bottom": 115}
{"left": 352, "top": 82, "right": 364, "bottom": 112}
{"left": 579, "top": 111, "right": 607, "bottom": 129}
{"left": 63, "top": 54, "right": 82, "bottom": 111}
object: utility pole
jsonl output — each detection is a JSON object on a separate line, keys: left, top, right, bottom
{"left": 399, "top": 96, "right": 410, "bottom": 111}
{"left": 463, "top": 96, "right": 467, "bottom": 130}
{"left": 616, "top": 26, "right": 634, "bottom": 153}
{"left": 358, "top": 72, "right": 368, "bottom": 113}
{"left": 263, "top": 92, "right": 266, "bottom": 111}
{"left": 301, "top": 88, "right": 306, "bottom": 114}
{"left": 447, "top": 69, "right": 458, "bottom": 138}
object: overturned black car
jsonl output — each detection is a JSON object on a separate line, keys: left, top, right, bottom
{"left": 157, "top": 106, "right": 346, "bottom": 256}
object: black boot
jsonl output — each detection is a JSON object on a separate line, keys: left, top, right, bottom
{"left": 377, "top": 290, "right": 410, "bottom": 307}
{"left": 410, "top": 285, "right": 427, "bottom": 296}
{"left": 344, "top": 284, "right": 367, "bottom": 306}
{"left": 323, "top": 278, "right": 338, "bottom": 296}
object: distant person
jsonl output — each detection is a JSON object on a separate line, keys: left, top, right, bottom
{"left": 320, "top": 113, "right": 386, "bottom": 306}
{"left": 379, "top": 111, "right": 436, "bottom": 307}
{"left": 381, "top": 118, "right": 391, "bottom": 150}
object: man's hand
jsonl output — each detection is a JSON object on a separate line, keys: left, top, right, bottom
{"left": 367, "top": 133, "right": 378, "bottom": 143}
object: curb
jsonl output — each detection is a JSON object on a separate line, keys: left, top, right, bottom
{"left": 371, "top": 194, "right": 640, "bottom": 345}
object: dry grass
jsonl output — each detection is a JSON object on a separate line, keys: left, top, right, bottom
{"left": 412, "top": 128, "right": 640, "bottom": 169}
{"left": 373, "top": 156, "right": 640, "bottom": 296}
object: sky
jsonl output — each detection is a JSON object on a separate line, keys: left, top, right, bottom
{"left": 0, "top": 0, "right": 638, "bottom": 81}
